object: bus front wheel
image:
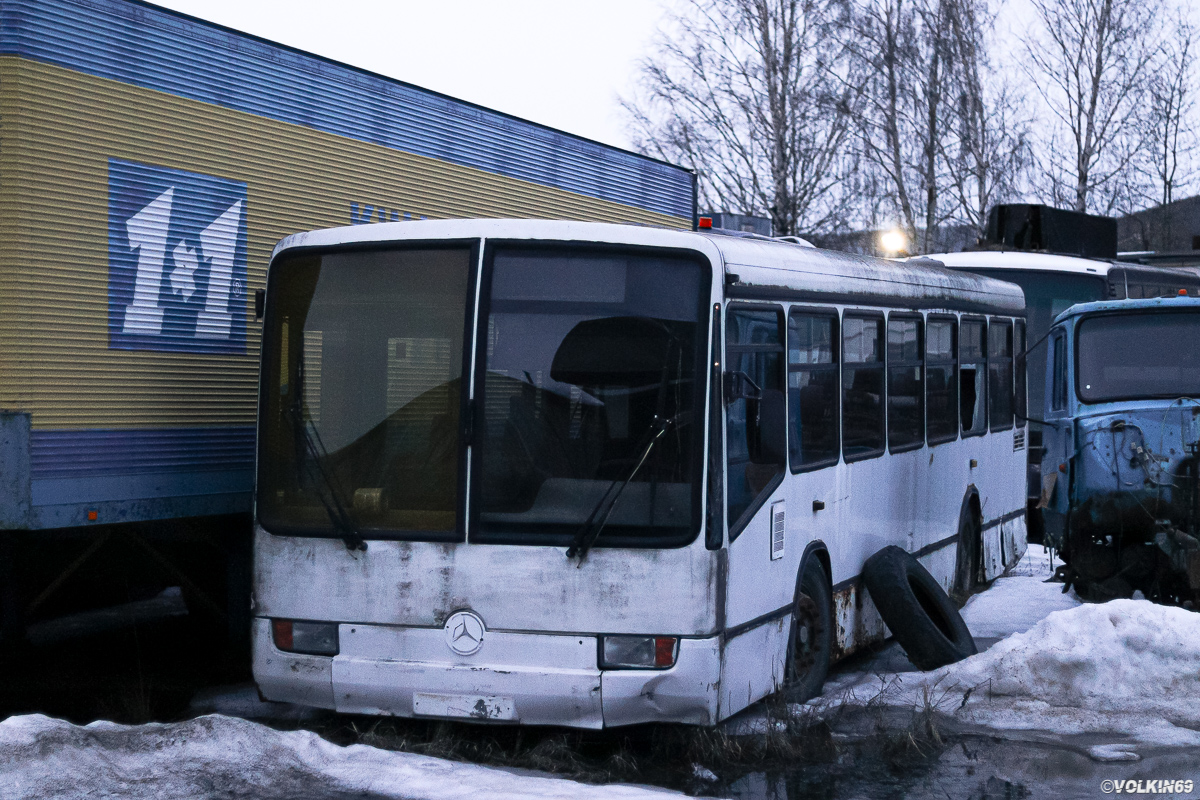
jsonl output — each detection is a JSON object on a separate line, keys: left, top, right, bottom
{"left": 784, "top": 558, "right": 832, "bottom": 702}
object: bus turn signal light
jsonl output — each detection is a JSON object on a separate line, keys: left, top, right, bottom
{"left": 271, "top": 618, "right": 339, "bottom": 656}
{"left": 601, "top": 635, "right": 679, "bottom": 669}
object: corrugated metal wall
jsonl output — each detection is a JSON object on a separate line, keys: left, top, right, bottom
{"left": 0, "top": 0, "right": 695, "bottom": 528}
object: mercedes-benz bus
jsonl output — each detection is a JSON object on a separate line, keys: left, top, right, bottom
{"left": 252, "top": 220, "right": 1027, "bottom": 727}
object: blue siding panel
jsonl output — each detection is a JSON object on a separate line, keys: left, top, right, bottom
{"left": 30, "top": 427, "right": 255, "bottom": 479}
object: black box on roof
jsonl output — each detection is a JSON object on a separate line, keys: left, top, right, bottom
{"left": 984, "top": 204, "right": 1117, "bottom": 259}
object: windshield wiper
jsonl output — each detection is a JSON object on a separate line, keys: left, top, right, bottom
{"left": 286, "top": 402, "right": 367, "bottom": 552}
{"left": 566, "top": 412, "right": 687, "bottom": 565}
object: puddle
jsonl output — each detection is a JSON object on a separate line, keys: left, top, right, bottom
{"left": 721, "top": 734, "right": 1200, "bottom": 799}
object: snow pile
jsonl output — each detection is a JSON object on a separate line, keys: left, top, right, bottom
{"left": 0, "top": 714, "right": 681, "bottom": 800}
{"left": 960, "top": 546, "right": 1080, "bottom": 637}
{"left": 825, "top": 599, "right": 1200, "bottom": 746}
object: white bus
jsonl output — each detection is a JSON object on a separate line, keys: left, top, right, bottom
{"left": 252, "top": 220, "right": 1027, "bottom": 728}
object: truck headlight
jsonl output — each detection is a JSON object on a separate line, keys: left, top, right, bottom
{"left": 600, "top": 635, "right": 678, "bottom": 669}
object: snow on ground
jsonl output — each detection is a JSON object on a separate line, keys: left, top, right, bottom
{"left": 811, "top": 547, "right": 1200, "bottom": 748}
{"left": 0, "top": 714, "right": 682, "bottom": 800}
{"left": 960, "top": 545, "right": 1080, "bottom": 637}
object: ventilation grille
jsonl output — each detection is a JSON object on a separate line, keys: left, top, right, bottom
{"left": 1014, "top": 429, "right": 1026, "bottom": 452}
{"left": 770, "top": 502, "right": 785, "bottom": 560}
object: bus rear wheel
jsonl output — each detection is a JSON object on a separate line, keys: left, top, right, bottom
{"left": 784, "top": 558, "right": 832, "bottom": 702}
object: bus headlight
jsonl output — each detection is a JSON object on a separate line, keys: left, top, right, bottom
{"left": 271, "top": 619, "right": 339, "bottom": 656}
{"left": 600, "top": 635, "right": 678, "bottom": 669}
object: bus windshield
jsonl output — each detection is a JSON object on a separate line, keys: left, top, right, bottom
{"left": 473, "top": 247, "right": 708, "bottom": 547}
{"left": 258, "top": 246, "right": 473, "bottom": 539}
{"left": 257, "top": 243, "right": 709, "bottom": 547}
{"left": 1077, "top": 312, "right": 1200, "bottom": 403}
{"left": 963, "top": 269, "right": 1105, "bottom": 413}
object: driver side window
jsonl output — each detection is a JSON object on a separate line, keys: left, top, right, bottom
{"left": 726, "top": 305, "right": 785, "bottom": 535}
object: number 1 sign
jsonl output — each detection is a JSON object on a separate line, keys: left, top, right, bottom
{"left": 107, "top": 158, "right": 248, "bottom": 354}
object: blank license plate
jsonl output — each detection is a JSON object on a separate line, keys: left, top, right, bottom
{"left": 412, "top": 692, "right": 517, "bottom": 721}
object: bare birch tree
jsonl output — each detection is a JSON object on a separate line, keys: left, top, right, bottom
{"left": 941, "top": 0, "right": 1030, "bottom": 239}
{"left": 623, "top": 0, "right": 861, "bottom": 235}
{"left": 1146, "top": 16, "right": 1196, "bottom": 207}
{"left": 1023, "top": 0, "right": 1165, "bottom": 214}
{"left": 848, "top": 0, "right": 993, "bottom": 253}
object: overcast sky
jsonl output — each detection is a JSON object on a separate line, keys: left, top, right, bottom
{"left": 147, "top": 0, "right": 667, "bottom": 151}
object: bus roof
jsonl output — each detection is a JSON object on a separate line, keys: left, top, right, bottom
{"left": 920, "top": 249, "right": 1115, "bottom": 276}
{"left": 1054, "top": 295, "right": 1200, "bottom": 325}
{"left": 272, "top": 219, "right": 1025, "bottom": 315}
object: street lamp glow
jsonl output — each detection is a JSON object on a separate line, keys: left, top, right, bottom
{"left": 880, "top": 229, "right": 908, "bottom": 254}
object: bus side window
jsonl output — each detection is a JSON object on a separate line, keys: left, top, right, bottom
{"left": 1015, "top": 320, "right": 1027, "bottom": 421}
{"left": 1051, "top": 332, "right": 1067, "bottom": 412}
{"left": 788, "top": 309, "right": 838, "bottom": 471}
{"left": 926, "top": 317, "right": 958, "bottom": 444}
{"left": 988, "top": 318, "right": 1013, "bottom": 431}
{"left": 887, "top": 315, "right": 923, "bottom": 452}
{"left": 726, "top": 306, "right": 786, "bottom": 533}
{"left": 960, "top": 319, "right": 987, "bottom": 436}
{"left": 843, "top": 314, "right": 885, "bottom": 460}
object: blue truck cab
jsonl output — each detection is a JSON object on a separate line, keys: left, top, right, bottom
{"left": 1040, "top": 295, "right": 1200, "bottom": 603}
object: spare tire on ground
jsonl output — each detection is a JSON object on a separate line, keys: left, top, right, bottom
{"left": 862, "top": 545, "right": 978, "bottom": 670}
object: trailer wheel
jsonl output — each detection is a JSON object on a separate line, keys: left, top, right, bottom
{"left": 784, "top": 557, "right": 832, "bottom": 702}
{"left": 863, "top": 545, "right": 977, "bottom": 671}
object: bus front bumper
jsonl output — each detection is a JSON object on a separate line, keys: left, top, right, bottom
{"left": 252, "top": 618, "right": 721, "bottom": 728}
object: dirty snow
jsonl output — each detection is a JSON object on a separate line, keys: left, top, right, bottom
{"left": 0, "top": 714, "right": 682, "bottom": 800}
{"left": 815, "top": 544, "right": 1200, "bottom": 748}
{"left": 959, "top": 545, "right": 1080, "bottom": 637}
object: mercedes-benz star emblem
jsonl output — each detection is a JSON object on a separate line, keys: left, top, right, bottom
{"left": 444, "top": 610, "right": 486, "bottom": 656}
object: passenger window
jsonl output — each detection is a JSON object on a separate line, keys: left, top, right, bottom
{"left": 960, "top": 319, "right": 987, "bottom": 436}
{"left": 1015, "top": 320, "right": 1027, "bottom": 422}
{"left": 843, "top": 315, "right": 885, "bottom": 460}
{"left": 726, "top": 306, "right": 786, "bottom": 532}
{"left": 988, "top": 319, "right": 1013, "bottom": 430}
{"left": 788, "top": 310, "right": 838, "bottom": 470}
{"left": 1051, "top": 332, "right": 1067, "bottom": 412}
{"left": 887, "top": 316, "right": 924, "bottom": 451}
{"left": 926, "top": 318, "right": 958, "bottom": 443}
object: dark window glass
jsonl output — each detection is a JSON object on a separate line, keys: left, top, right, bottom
{"left": 1076, "top": 312, "right": 1200, "bottom": 402}
{"left": 843, "top": 315, "right": 885, "bottom": 459}
{"left": 473, "top": 248, "right": 707, "bottom": 546}
{"left": 788, "top": 311, "right": 838, "bottom": 469}
{"left": 727, "top": 308, "right": 786, "bottom": 530}
{"left": 961, "top": 320, "right": 987, "bottom": 436}
{"left": 927, "top": 319, "right": 958, "bottom": 443}
{"left": 1051, "top": 333, "right": 1067, "bottom": 411}
{"left": 958, "top": 269, "right": 1104, "bottom": 422}
{"left": 257, "top": 247, "right": 472, "bottom": 539}
{"left": 989, "top": 319, "right": 1014, "bottom": 430}
{"left": 1015, "top": 320, "right": 1027, "bottom": 421}
{"left": 887, "top": 316, "right": 924, "bottom": 451}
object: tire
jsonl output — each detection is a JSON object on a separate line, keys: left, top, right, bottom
{"left": 863, "top": 545, "right": 978, "bottom": 671}
{"left": 952, "top": 510, "right": 981, "bottom": 602}
{"left": 783, "top": 557, "right": 833, "bottom": 702}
